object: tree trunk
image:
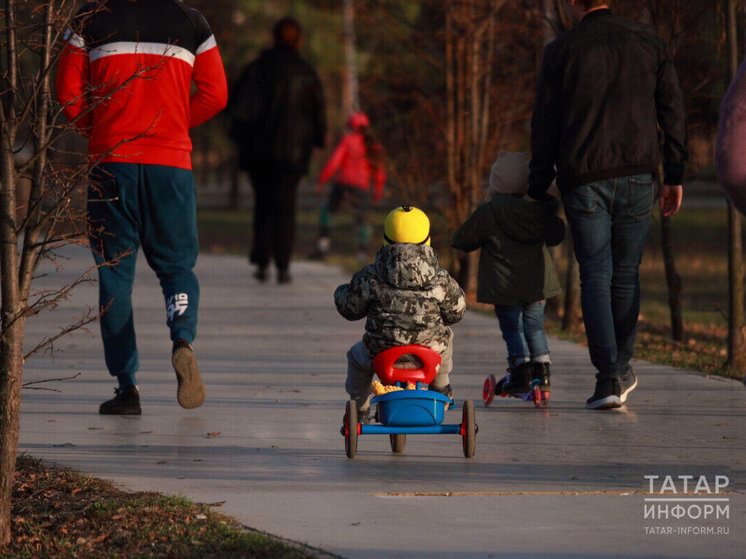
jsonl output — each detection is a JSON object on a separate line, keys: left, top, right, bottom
{"left": 727, "top": 202, "right": 746, "bottom": 369}
{"left": 725, "top": 0, "right": 746, "bottom": 370}
{"left": 0, "top": 319, "right": 25, "bottom": 547}
{"left": 0, "top": 138, "right": 23, "bottom": 545}
{"left": 343, "top": 0, "right": 359, "bottom": 116}
{"left": 660, "top": 212, "right": 683, "bottom": 341}
{"left": 0, "top": 0, "right": 22, "bottom": 544}
{"left": 657, "top": 152, "right": 684, "bottom": 342}
{"left": 561, "top": 231, "right": 580, "bottom": 331}
{"left": 444, "top": 1, "right": 503, "bottom": 293}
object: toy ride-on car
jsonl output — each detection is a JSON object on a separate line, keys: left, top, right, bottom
{"left": 342, "top": 344, "right": 477, "bottom": 459}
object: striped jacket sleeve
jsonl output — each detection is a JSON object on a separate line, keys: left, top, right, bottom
{"left": 188, "top": 9, "right": 228, "bottom": 128}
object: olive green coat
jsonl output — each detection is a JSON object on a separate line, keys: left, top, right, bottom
{"left": 452, "top": 194, "right": 564, "bottom": 306}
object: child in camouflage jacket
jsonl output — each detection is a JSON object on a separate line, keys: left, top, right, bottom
{"left": 334, "top": 205, "right": 466, "bottom": 419}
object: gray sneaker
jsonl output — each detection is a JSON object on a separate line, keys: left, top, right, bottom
{"left": 619, "top": 368, "right": 638, "bottom": 403}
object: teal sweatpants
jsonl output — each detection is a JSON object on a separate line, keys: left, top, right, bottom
{"left": 88, "top": 163, "right": 200, "bottom": 379}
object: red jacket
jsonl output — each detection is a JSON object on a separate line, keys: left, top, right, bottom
{"left": 56, "top": 0, "right": 228, "bottom": 170}
{"left": 318, "top": 131, "right": 386, "bottom": 201}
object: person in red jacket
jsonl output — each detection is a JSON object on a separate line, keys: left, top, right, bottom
{"left": 314, "top": 112, "right": 386, "bottom": 261}
{"left": 56, "top": 0, "right": 228, "bottom": 415}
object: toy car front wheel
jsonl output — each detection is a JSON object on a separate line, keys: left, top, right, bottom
{"left": 345, "top": 400, "right": 358, "bottom": 459}
{"left": 461, "top": 399, "right": 476, "bottom": 458}
{"left": 389, "top": 433, "right": 406, "bottom": 453}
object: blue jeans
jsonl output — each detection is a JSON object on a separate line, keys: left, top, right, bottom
{"left": 88, "top": 163, "right": 200, "bottom": 379}
{"left": 494, "top": 301, "right": 549, "bottom": 369}
{"left": 562, "top": 174, "right": 654, "bottom": 380}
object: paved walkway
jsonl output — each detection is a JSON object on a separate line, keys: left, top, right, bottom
{"left": 19, "top": 248, "right": 745, "bottom": 558}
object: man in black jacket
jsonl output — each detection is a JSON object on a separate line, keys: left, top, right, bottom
{"left": 229, "top": 17, "right": 326, "bottom": 283}
{"left": 528, "top": 0, "right": 687, "bottom": 409}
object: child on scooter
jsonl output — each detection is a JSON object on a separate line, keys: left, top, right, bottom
{"left": 334, "top": 205, "right": 466, "bottom": 421}
{"left": 452, "top": 151, "right": 564, "bottom": 396}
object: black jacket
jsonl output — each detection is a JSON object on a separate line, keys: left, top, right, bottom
{"left": 452, "top": 194, "right": 564, "bottom": 306}
{"left": 229, "top": 46, "right": 326, "bottom": 174}
{"left": 528, "top": 9, "right": 687, "bottom": 198}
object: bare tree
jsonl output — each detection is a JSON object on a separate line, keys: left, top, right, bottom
{"left": 540, "top": 0, "right": 581, "bottom": 330}
{"left": 0, "top": 0, "right": 149, "bottom": 544}
{"left": 343, "top": 0, "right": 360, "bottom": 117}
{"left": 445, "top": 0, "right": 507, "bottom": 293}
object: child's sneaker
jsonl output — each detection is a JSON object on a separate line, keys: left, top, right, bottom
{"left": 428, "top": 383, "right": 454, "bottom": 409}
{"left": 503, "top": 362, "right": 532, "bottom": 394}
{"left": 428, "top": 383, "right": 453, "bottom": 398}
{"left": 586, "top": 377, "right": 621, "bottom": 410}
{"left": 99, "top": 385, "right": 141, "bottom": 415}
{"left": 532, "top": 362, "right": 551, "bottom": 392}
{"left": 310, "top": 236, "right": 331, "bottom": 260}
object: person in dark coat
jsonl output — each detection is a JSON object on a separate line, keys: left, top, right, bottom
{"left": 528, "top": 0, "right": 687, "bottom": 410}
{"left": 453, "top": 152, "right": 564, "bottom": 396}
{"left": 229, "top": 17, "right": 327, "bottom": 283}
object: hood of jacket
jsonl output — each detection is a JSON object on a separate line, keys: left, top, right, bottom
{"left": 374, "top": 243, "right": 438, "bottom": 290}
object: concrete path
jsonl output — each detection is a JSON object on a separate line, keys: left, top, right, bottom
{"left": 18, "top": 247, "right": 745, "bottom": 558}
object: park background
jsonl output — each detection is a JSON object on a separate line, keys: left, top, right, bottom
{"left": 187, "top": 0, "right": 741, "bottom": 381}
{"left": 2, "top": 0, "right": 745, "bottom": 554}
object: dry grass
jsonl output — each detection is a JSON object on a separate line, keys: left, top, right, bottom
{"left": 6, "top": 456, "right": 320, "bottom": 558}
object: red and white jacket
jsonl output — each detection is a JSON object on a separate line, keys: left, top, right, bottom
{"left": 56, "top": 0, "right": 228, "bottom": 170}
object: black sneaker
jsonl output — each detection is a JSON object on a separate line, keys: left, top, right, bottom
{"left": 619, "top": 367, "right": 638, "bottom": 403}
{"left": 532, "top": 362, "right": 551, "bottom": 392}
{"left": 277, "top": 269, "right": 292, "bottom": 284}
{"left": 253, "top": 267, "right": 268, "bottom": 283}
{"left": 586, "top": 377, "right": 621, "bottom": 410}
{"left": 99, "top": 386, "right": 141, "bottom": 415}
{"left": 503, "top": 362, "right": 532, "bottom": 394}
{"left": 172, "top": 339, "right": 205, "bottom": 409}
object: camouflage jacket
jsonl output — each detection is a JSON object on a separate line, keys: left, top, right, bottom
{"left": 334, "top": 243, "right": 466, "bottom": 356}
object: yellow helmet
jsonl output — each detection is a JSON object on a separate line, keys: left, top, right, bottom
{"left": 383, "top": 205, "right": 431, "bottom": 246}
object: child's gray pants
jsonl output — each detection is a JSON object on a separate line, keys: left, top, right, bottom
{"left": 345, "top": 335, "right": 454, "bottom": 413}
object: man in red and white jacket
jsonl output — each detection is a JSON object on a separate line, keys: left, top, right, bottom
{"left": 56, "top": 0, "right": 228, "bottom": 416}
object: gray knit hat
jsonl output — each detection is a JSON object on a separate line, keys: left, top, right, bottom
{"left": 487, "top": 151, "right": 530, "bottom": 197}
